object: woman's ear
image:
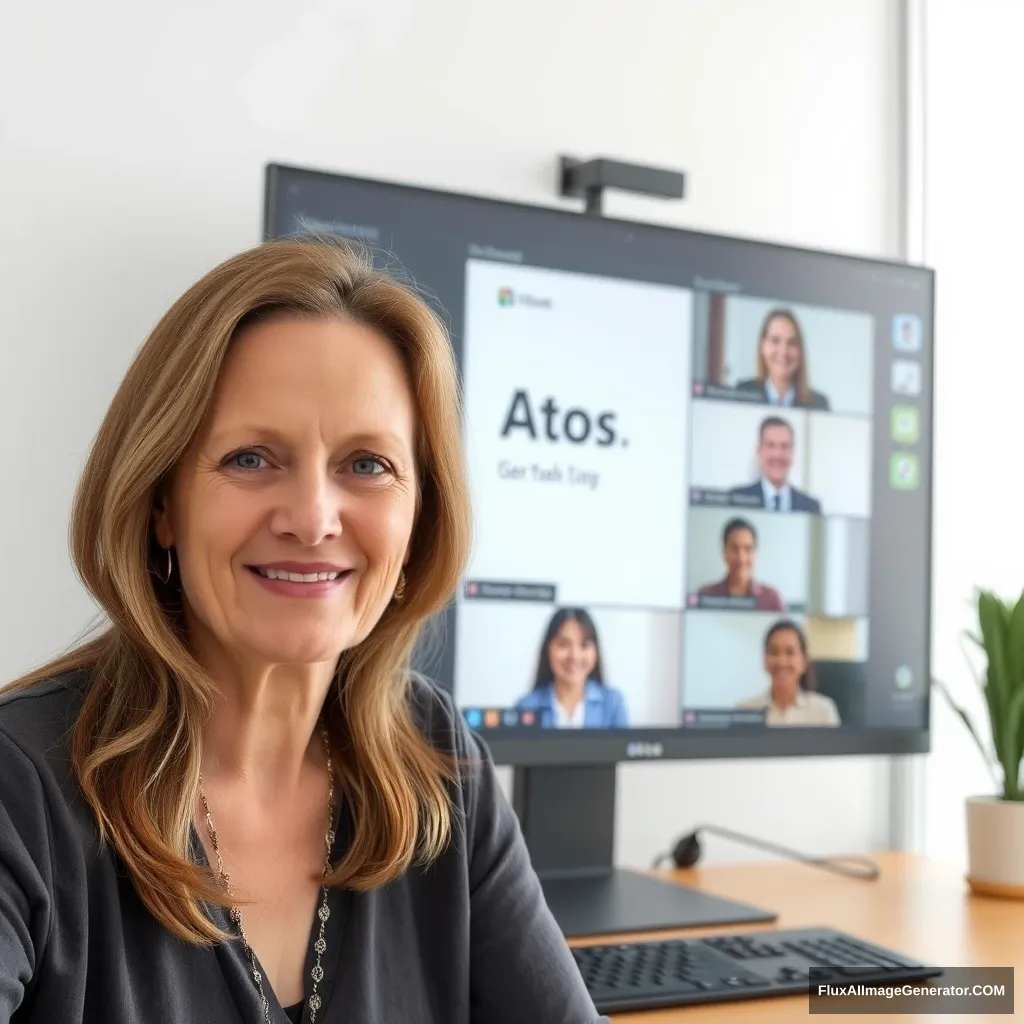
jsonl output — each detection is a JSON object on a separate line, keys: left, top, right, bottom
{"left": 151, "top": 492, "right": 175, "bottom": 549}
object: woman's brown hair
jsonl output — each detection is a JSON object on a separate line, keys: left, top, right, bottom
{"left": 755, "top": 308, "right": 810, "bottom": 405}
{"left": 5, "top": 236, "right": 472, "bottom": 943}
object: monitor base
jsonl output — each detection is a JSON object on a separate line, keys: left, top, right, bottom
{"left": 539, "top": 867, "right": 777, "bottom": 939}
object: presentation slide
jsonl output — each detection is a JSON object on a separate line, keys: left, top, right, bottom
{"left": 686, "top": 507, "right": 812, "bottom": 612}
{"left": 690, "top": 292, "right": 874, "bottom": 416}
{"left": 460, "top": 259, "right": 693, "bottom": 609}
{"left": 454, "top": 599, "right": 683, "bottom": 728}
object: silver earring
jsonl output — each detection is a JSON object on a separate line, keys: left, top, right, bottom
{"left": 160, "top": 547, "right": 173, "bottom": 584}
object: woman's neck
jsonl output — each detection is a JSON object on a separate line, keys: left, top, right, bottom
{"left": 552, "top": 677, "right": 586, "bottom": 708}
{"left": 727, "top": 574, "right": 751, "bottom": 595}
{"left": 768, "top": 374, "right": 791, "bottom": 396}
{"left": 198, "top": 651, "right": 336, "bottom": 795}
{"left": 770, "top": 682, "right": 799, "bottom": 709}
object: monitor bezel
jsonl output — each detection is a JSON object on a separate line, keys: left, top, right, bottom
{"left": 263, "top": 161, "right": 935, "bottom": 766}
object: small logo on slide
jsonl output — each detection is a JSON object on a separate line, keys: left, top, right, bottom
{"left": 497, "top": 287, "right": 514, "bottom": 306}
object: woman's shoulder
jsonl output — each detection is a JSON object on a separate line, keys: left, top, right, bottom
{"left": 591, "top": 680, "right": 624, "bottom": 702}
{"left": 404, "top": 672, "right": 477, "bottom": 760}
{"left": 806, "top": 689, "right": 837, "bottom": 705}
{"left": 0, "top": 669, "right": 87, "bottom": 764}
{"left": 0, "top": 671, "right": 94, "bottom": 865}
{"left": 733, "top": 377, "right": 763, "bottom": 393}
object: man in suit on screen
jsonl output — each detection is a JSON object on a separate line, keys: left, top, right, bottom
{"left": 728, "top": 415, "right": 822, "bottom": 514}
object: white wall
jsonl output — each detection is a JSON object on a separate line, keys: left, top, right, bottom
{"left": 921, "top": 1, "right": 1024, "bottom": 865}
{"left": 1, "top": 0, "right": 902, "bottom": 869}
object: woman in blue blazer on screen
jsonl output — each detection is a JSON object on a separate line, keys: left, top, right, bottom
{"left": 515, "top": 608, "right": 629, "bottom": 729}
{"left": 735, "top": 308, "right": 831, "bottom": 411}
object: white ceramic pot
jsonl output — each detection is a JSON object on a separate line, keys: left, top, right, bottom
{"left": 965, "top": 795, "right": 1024, "bottom": 898}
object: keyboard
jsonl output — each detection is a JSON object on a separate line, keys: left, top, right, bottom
{"left": 571, "top": 926, "right": 942, "bottom": 1015}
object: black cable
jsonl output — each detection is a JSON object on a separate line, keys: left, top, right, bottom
{"left": 651, "top": 823, "right": 880, "bottom": 881}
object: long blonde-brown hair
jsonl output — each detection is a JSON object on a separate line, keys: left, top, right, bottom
{"left": 6, "top": 236, "right": 472, "bottom": 944}
{"left": 755, "top": 308, "right": 810, "bottom": 405}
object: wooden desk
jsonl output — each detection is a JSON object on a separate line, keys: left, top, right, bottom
{"left": 569, "top": 853, "right": 1023, "bottom": 1022}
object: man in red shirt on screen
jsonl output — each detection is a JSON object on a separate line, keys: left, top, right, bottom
{"left": 697, "top": 517, "right": 786, "bottom": 611}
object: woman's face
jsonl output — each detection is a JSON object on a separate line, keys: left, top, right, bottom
{"left": 760, "top": 316, "right": 801, "bottom": 384}
{"left": 548, "top": 619, "right": 597, "bottom": 690}
{"left": 764, "top": 628, "right": 807, "bottom": 693}
{"left": 723, "top": 527, "right": 756, "bottom": 584}
{"left": 154, "top": 315, "right": 418, "bottom": 669}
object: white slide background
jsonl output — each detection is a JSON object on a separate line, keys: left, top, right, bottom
{"left": 461, "top": 259, "right": 693, "bottom": 609}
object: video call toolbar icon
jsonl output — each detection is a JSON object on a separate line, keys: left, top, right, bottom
{"left": 892, "top": 314, "right": 922, "bottom": 353}
{"left": 891, "top": 405, "right": 920, "bottom": 444}
{"left": 891, "top": 360, "right": 922, "bottom": 397}
{"left": 889, "top": 452, "right": 920, "bottom": 491}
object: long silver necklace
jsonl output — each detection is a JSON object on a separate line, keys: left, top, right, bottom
{"left": 199, "top": 729, "right": 335, "bottom": 1024}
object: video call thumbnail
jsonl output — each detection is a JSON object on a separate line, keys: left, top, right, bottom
{"left": 682, "top": 612, "right": 869, "bottom": 727}
{"left": 454, "top": 599, "right": 683, "bottom": 729}
{"left": 691, "top": 293, "right": 875, "bottom": 417}
{"left": 688, "top": 403, "right": 872, "bottom": 519}
{"left": 460, "top": 258, "right": 692, "bottom": 610}
{"left": 686, "top": 508, "right": 869, "bottom": 618}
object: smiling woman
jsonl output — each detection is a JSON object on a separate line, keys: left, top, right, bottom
{"left": 0, "top": 238, "right": 606, "bottom": 1024}
{"left": 735, "top": 308, "right": 831, "bottom": 411}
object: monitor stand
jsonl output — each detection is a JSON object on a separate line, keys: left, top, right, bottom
{"left": 511, "top": 764, "right": 777, "bottom": 939}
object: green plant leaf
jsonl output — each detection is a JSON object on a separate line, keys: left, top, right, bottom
{"left": 1001, "top": 685, "right": 1024, "bottom": 801}
{"left": 978, "top": 591, "right": 1011, "bottom": 723}
{"left": 958, "top": 628, "right": 1007, "bottom": 768}
{"left": 984, "top": 665, "right": 1009, "bottom": 768}
{"left": 1008, "top": 589, "right": 1024, "bottom": 687}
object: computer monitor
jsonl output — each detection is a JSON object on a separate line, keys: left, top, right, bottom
{"left": 264, "top": 163, "right": 934, "bottom": 937}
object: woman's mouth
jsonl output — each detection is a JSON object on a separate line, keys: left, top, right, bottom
{"left": 251, "top": 566, "right": 346, "bottom": 583}
{"left": 246, "top": 564, "right": 354, "bottom": 597}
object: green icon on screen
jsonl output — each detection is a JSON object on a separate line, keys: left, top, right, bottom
{"left": 889, "top": 452, "right": 919, "bottom": 491}
{"left": 891, "top": 405, "right": 920, "bottom": 444}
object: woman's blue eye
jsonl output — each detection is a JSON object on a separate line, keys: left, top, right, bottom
{"left": 233, "top": 451, "right": 264, "bottom": 471}
{"left": 352, "top": 456, "right": 385, "bottom": 476}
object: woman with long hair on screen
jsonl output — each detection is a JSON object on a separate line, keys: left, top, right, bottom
{"left": 735, "top": 619, "right": 840, "bottom": 726}
{"left": 515, "top": 608, "right": 629, "bottom": 729}
{"left": 735, "top": 308, "right": 831, "bottom": 411}
{"left": 0, "top": 237, "right": 606, "bottom": 1024}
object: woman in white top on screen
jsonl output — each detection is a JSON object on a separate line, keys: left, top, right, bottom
{"left": 736, "top": 619, "right": 840, "bottom": 726}
{"left": 735, "top": 309, "right": 831, "bottom": 411}
{"left": 515, "top": 609, "right": 629, "bottom": 729}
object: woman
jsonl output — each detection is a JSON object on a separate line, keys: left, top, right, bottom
{"left": 735, "top": 308, "right": 831, "bottom": 410}
{"left": 735, "top": 619, "right": 840, "bottom": 726}
{"left": 515, "top": 609, "right": 628, "bottom": 729}
{"left": 0, "top": 239, "right": 605, "bottom": 1024}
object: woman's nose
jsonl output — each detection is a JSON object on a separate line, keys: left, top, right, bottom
{"left": 272, "top": 472, "right": 343, "bottom": 545}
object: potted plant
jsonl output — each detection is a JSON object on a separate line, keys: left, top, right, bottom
{"left": 933, "top": 588, "right": 1024, "bottom": 898}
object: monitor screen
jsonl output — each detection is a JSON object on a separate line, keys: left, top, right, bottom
{"left": 264, "top": 164, "right": 933, "bottom": 764}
